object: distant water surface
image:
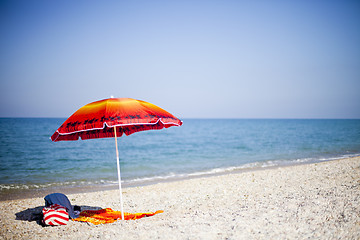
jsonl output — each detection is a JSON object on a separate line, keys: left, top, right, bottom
{"left": 0, "top": 118, "right": 359, "bottom": 195}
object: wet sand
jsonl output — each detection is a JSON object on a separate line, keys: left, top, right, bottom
{"left": 1, "top": 157, "right": 359, "bottom": 239}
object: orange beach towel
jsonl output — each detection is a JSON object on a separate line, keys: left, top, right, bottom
{"left": 73, "top": 208, "right": 163, "bottom": 224}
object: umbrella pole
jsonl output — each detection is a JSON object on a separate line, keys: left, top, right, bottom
{"left": 114, "top": 126, "right": 125, "bottom": 220}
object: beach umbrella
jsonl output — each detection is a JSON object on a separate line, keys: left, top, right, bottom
{"left": 51, "top": 98, "right": 182, "bottom": 220}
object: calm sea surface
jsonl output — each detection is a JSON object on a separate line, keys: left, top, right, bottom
{"left": 1, "top": 118, "right": 359, "bottom": 194}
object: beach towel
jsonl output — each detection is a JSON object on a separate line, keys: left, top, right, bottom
{"left": 42, "top": 204, "right": 69, "bottom": 226}
{"left": 44, "top": 193, "right": 78, "bottom": 219}
{"left": 73, "top": 208, "right": 163, "bottom": 224}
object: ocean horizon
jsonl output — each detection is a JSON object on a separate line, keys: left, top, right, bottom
{"left": 1, "top": 118, "right": 359, "bottom": 199}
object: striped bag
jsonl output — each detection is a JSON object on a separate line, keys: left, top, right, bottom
{"left": 42, "top": 204, "right": 69, "bottom": 226}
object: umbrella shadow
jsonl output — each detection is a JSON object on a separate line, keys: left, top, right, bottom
{"left": 77, "top": 205, "right": 103, "bottom": 212}
{"left": 15, "top": 205, "right": 102, "bottom": 225}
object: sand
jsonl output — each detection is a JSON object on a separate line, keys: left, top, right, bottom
{"left": 1, "top": 157, "right": 359, "bottom": 239}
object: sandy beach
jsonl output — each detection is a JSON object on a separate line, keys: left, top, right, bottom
{"left": 1, "top": 157, "right": 359, "bottom": 239}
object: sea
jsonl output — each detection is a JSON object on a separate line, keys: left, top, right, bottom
{"left": 1, "top": 118, "right": 359, "bottom": 199}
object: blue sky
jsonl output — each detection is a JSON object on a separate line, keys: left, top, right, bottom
{"left": 1, "top": 0, "right": 359, "bottom": 118}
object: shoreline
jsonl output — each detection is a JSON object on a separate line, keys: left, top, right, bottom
{"left": 1, "top": 156, "right": 359, "bottom": 239}
{"left": 1, "top": 155, "right": 358, "bottom": 202}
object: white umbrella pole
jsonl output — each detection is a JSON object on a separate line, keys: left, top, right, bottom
{"left": 114, "top": 126, "right": 125, "bottom": 220}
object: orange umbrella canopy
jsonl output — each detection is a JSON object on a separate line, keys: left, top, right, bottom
{"left": 51, "top": 98, "right": 182, "bottom": 142}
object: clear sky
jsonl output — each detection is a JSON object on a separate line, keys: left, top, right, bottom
{"left": 1, "top": 0, "right": 359, "bottom": 118}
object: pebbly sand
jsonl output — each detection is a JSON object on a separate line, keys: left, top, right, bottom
{"left": 1, "top": 157, "right": 359, "bottom": 239}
